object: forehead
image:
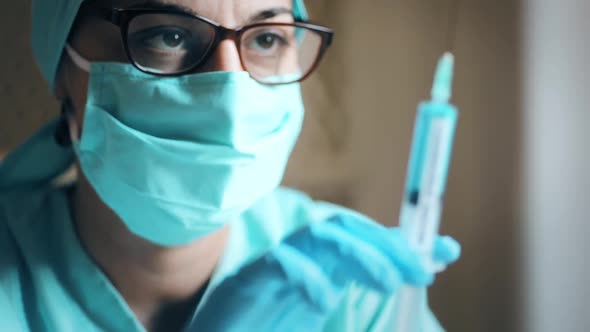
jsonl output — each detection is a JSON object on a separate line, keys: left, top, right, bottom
{"left": 106, "top": 0, "right": 293, "bottom": 26}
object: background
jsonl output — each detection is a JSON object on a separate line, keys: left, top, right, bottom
{"left": 1, "top": 1, "right": 588, "bottom": 331}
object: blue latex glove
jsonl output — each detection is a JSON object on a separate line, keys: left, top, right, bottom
{"left": 192, "top": 215, "right": 461, "bottom": 331}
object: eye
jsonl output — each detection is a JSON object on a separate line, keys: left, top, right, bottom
{"left": 131, "top": 26, "right": 192, "bottom": 53}
{"left": 255, "top": 33, "right": 283, "bottom": 49}
{"left": 246, "top": 29, "right": 291, "bottom": 54}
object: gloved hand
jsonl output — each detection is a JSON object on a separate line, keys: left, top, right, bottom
{"left": 192, "top": 215, "right": 461, "bottom": 332}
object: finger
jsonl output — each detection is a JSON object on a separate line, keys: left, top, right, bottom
{"left": 431, "top": 262, "right": 447, "bottom": 274}
{"left": 284, "top": 220, "right": 407, "bottom": 293}
{"left": 328, "top": 215, "right": 433, "bottom": 285}
{"left": 433, "top": 235, "right": 461, "bottom": 265}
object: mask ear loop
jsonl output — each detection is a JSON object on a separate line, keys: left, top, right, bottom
{"left": 65, "top": 44, "right": 92, "bottom": 72}
{"left": 55, "top": 44, "right": 89, "bottom": 147}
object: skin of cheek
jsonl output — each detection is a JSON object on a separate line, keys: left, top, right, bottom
{"left": 58, "top": 15, "right": 124, "bottom": 134}
{"left": 54, "top": 50, "right": 90, "bottom": 138}
{"left": 67, "top": 60, "right": 90, "bottom": 133}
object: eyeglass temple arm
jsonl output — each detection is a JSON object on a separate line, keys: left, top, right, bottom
{"left": 82, "top": 2, "right": 124, "bottom": 27}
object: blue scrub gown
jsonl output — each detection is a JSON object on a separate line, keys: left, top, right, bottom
{"left": 0, "top": 119, "right": 443, "bottom": 332}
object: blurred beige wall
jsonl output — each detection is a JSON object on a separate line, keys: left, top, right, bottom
{"left": 291, "top": 1, "right": 521, "bottom": 331}
{"left": 0, "top": 1, "right": 521, "bottom": 331}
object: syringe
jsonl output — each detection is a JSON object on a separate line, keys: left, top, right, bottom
{"left": 393, "top": 53, "right": 459, "bottom": 331}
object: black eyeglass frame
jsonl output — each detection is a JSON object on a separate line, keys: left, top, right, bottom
{"left": 87, "top": 4, "right": 335, "bottom": 85}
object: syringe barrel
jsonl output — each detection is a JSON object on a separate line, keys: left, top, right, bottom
{"left": 400, "top": 101, "right": 458, "bottom": 253}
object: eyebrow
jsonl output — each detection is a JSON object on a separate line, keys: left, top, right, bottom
{"left": 126, "top": 1, "right": 293, "bottom": 24}
{"left": 127, "top": 1, "right": 198, "bottom": 16}
{"left": 246, "top": 8, "right": 294, "bottom": 23}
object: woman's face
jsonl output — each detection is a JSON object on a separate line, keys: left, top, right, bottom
{"left": 57, "top": 0, "right": 293, "bottom": 128}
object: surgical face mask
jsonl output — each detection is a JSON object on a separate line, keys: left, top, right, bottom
{"left": 65, "top": 45, "right": 305, "bottom": 246}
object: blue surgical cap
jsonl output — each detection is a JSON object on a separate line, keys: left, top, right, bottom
{"left": 31, "top": 0, "right": 309, "bottom": 91}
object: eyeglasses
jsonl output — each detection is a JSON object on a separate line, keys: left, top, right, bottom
{"left": 88, "top": 4, "right": 334, "bottom": 85}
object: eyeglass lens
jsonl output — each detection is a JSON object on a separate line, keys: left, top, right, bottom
{"left": 126, "top": 13, "right": 324, "bottom": 83}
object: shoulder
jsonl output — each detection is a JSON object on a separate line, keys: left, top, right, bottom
{"left": 0, "top": 186, "right": 67, "bottom": 246}
{"left": 0, "top": 185, "right": 76, "bottom": 331}
{"left": 0, "top": 189, "right": 31, "bottom": 271}
{"left": 0, "top": 189, "right": 51, "bottom": 331}
{"left": 0, "top": 222, "right": 29, "bottom": 331}
{"left": 0, "top": 185, "right": 71, "bottom": 282}
{"left": 0, "top": 185, "right": 63, "bottom": 264}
